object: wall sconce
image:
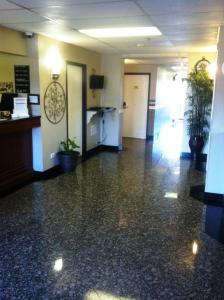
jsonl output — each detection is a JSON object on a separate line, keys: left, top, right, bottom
{"left": 45, "top": 46, "right": 62, "bottom": 81}
{"left": 51, "top": 64, "right": 61, "bottom": 80}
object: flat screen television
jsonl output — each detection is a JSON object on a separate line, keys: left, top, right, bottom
{"left": 90, "top": 75, "right": 104, "bottom": 89}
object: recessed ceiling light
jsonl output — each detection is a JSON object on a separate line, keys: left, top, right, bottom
{"left": 137, "top": 43, "right": 145, "bottom": 47}
{"left": 124, "top": 59, "right": 137, "bottom": 64}
{"left": 79, "top": 27, "right": 161, "bottom": 38}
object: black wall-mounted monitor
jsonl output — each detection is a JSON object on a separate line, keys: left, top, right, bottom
{"left": 0, "top": 93, "right": 18, "bottom": 113}
{"left": 90, "top": 75, "right": 104, "bottom": 89}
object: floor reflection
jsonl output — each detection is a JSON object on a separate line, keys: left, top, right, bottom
{"left": 86, "top": 290, "right": 134, "bottom": 300}
{"left": 158, "top": 120, "right": 183, "bottom": 159}
{"left": 0, "top": 137, "right": 224, "bottom": 299}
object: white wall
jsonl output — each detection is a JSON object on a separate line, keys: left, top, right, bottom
{"left": 100, "top": 55, "right": 124, "bottom": 147}
{"left": 37, "top": 35, "right": 101, "bottom": 171}
{"left": 205, "top": 27, "right": 224, "bottom": 194}
{"left": 154, "top": 67, "right": 174, "bottom": 140}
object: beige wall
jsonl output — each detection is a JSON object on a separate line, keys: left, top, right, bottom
{"left": 188, "top": 52, "right": 217, "bottom": 73}
{"left": 0, "top": 26, "right": 102, "bottom": 171}
{"left": 0, "top": 39, "right": 39, "bottom": 95}
{"left": 38, "top": 35, "right": 101, "bottom": 170}
{"left": 0, "top": 26, "right": 27, "bottom": 56}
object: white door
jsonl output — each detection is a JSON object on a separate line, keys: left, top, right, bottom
{"left": 123, "top": 74, "right": 149, "bottom": 139}
{"left": 67, "top": 64, "right": 83, "bottom": 154}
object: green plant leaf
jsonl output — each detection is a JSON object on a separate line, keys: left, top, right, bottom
{"left": 59, "top": 137, "right": 80, "bottom": 152}
{"left": 185, "top": 67, "right": 213, "bottom": 142}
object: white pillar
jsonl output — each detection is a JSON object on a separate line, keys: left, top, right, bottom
{"left": 205, "top": 27, "right": 224, "bottom": 194}
{"left": 100, "top": 55, "right": 124, "bottom": 147}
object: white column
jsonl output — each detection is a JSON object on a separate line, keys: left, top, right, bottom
{"left": 205, "top": 27, "right": 224, "bottom": 194}
{"left": 100, "top": 55, "right": 124, "bottom": 147}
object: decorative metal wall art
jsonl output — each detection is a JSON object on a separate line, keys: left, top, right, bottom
{"left": 195, "top": 57, "right": 210, "bottom": 73}
{"left": 44, "top": 81, "right": 66, "bottom": 124}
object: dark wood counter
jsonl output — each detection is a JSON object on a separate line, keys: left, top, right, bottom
{"left": 0, "top": 116, "right": 41, "bottom": 196}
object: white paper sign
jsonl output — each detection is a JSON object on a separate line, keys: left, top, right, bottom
{"left": 12, "top": 97, "right": 29, "bottom": 118}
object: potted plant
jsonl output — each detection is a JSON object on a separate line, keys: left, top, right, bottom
{"left": 184, "top": 66, "right": 213, "bottom": 160}
{"left": 58, "top": 137, "right": 80, "bottom": 173}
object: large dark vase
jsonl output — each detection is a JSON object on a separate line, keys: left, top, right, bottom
{"left": 189, "top": 135, "right": 204, "bottom": 160}
{"left": 58, "top": 151, "right": 79, "bottom": 173}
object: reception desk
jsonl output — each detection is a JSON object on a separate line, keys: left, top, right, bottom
{"left": 0, "top": 116, "right": 41, "bottom": 196}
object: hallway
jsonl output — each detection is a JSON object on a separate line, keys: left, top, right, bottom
{"left": 0, "top": 138, "right": 224, "bottom": 299}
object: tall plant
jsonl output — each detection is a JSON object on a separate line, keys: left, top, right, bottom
{"left": 185, "top": 68, "right": 213, "bottom": 142}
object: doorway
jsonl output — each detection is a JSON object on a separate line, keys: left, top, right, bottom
{"left": 66, "top": 62, "right": 87, "bottom": 155}
{"left": 123, "top": 73, "right": 150, "bottom": 139}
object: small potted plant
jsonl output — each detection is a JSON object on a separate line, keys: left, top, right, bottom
{"left": 58, "top": 137, "right": 80, "bottom": 173}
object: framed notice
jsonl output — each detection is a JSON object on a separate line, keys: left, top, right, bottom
{"left": 14, "top": 65, "right": 30, "bottom": 93}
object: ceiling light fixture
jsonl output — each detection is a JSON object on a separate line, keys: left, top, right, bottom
{"left": 137, "top": 43, "right": 145, "bottom": 47}
{"left": 79, "top": 27, "right": 161, "bottom": 38}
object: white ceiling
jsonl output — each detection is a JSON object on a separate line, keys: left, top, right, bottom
{"left": 0, "top": 0, "right": 222, "bottom": 65}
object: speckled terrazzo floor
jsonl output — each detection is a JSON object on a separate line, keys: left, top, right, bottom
{"left": 1, "top": 138, "right": 224, "bottom": 300}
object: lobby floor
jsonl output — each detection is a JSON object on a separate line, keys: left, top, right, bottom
{"left": 0, "top": 138, "right": 224, "bottom": 300}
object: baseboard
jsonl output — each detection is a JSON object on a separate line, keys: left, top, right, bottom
{"left": 83, "top": 146, "right": 101, "bottom": 160}
{"left": 1, "top": 167, "right": 62, "bottom": 197}
{"left": 84, "top": 145, "right": 119, "bottom": 160}
{"left": 190, "top": 184, "right": 224, "bottom": 207}
{"left": 100, "top": 145, "right": 119, "bottom": 152}
{"left": 0, "top": 175, "right": 34, "bottom": 198}
{"left": 180, "top": 152, "right": 207, "bottom": 162}
{"left": 34, "top": 165, "right": 62, "bottom": 181}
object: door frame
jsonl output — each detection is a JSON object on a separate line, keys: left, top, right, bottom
{"left": 124, "top": 72, "right": 151, "bottom": 139}
{"left": 66, "top": 61, "right": 87, "bottom": 156}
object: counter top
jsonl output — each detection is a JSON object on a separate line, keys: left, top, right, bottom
{"left": 0, "top": 116, "right": 41, "bottom": 135}
{"left": 87, "top": 107, "right": 116, "bottom": 112}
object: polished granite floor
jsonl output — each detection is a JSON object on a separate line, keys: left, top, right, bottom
{"left": 1, "top": 138, "right": 224, "bottom": 300}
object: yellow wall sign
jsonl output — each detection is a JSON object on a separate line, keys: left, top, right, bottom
{"left": 133, "top": 85, "right": 139, "bottom": 90}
